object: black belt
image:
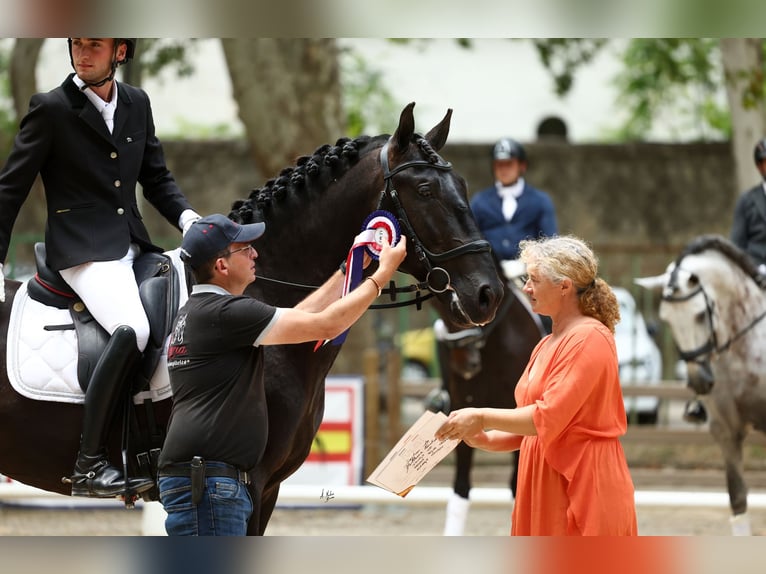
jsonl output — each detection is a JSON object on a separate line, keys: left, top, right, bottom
{"left": 159, "top": 460, "right": 251, "bottom": 485}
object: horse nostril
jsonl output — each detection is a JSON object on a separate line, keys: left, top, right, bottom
{"left": 478, "top": 284, "right": 500, "bottom": 312}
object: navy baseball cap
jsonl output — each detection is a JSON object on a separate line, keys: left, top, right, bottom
{"left": 180, "top": 214, "right": 265, "bottom": 268}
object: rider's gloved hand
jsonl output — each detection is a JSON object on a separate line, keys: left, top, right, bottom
{"left": 0, "top": 262, "right": 5, "bottom": 303}
{"left": 179, "top": 209, "right": 202, "bottom": 237}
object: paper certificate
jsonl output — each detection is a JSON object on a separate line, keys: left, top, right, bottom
{"left": 366, "top": 410, "right": 460, "bottom": 497}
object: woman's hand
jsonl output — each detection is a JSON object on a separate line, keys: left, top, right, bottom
{"left": 435, "top": 407, "right": 484, "bottom": 441}
{"left": 463, "top": 430, "right": 491, "bottom": 449}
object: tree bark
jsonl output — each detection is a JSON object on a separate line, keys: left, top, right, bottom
{"left": 9, "top": 38, "right": 45, "bottom": 119}
{"left": 7, "top": 39, "right": 47, "bottom": 265}
{"left": 720, "top": 38, "right": 765, "bottom": 195}
{"left": 220, "top": 38, "right": 344, "bottom": 178}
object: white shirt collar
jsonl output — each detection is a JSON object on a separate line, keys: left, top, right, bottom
{"left": 496, "top": 177, "right": 525, "bottom": 198}
{"left": 72, "top": 75, "right": 118, "bottom": 115}
{"left": 191, "top": 284, "right": 232, "bottom": 296}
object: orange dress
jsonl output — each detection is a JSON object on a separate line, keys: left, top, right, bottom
{"left": 511, "top": 318, "right": 637, "bottom": 536}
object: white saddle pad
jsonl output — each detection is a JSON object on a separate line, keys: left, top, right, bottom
{"left": 6, "top": 248, "right": 189, "bottom": 405}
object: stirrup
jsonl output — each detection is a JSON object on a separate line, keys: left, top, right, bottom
{"left": 68, "top": 458, "right": 153, "bottom": 499}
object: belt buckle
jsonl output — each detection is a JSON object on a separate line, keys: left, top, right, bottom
{"left": 239, "top": 469, "right": 250, "bottom": 485}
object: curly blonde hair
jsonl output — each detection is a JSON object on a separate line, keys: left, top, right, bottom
{"left": 519, "top": 235, "right": 621, "bottom": 332}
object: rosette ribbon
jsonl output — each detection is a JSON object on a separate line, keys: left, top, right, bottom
{"left": 314, "top": 210, "right": 401, "bottom": 351}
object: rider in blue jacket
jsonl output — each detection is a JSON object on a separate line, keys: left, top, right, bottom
{"left": 470, "top": 138, "right": 557, "bottom": 262}
{"left": 470, "top": 138, "right": 557, "bottom": 334}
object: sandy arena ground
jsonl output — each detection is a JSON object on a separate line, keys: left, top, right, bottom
{"left": 2, "top": 465, "right": 766, "bottom": 536}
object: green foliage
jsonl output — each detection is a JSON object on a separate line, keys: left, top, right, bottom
{"left": 159, "top": 118, "right": 241, "bottom": 139}
{"left": 342, "top": 38, "right": 474, "bottom": 136}
{"left": 531, "top": 38, "right": 608, "bottom": 96}
{"left": 119, "top": 38, "right": 199, "bottom": 88}
{"left": 340, "top": 47, "right": 398, "bottom": 137}
{"left": 138, "top": 38, "right": 198, "bottom": 80}
{"left": 0, "top": 41, "right": 18, "bottom": 154}
{"left": 613, "top": 39, "right": 727, "bottom": 141}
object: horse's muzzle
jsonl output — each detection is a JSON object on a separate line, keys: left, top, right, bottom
{"left": 686, "top": 359, "right": 715, "bottom": 395}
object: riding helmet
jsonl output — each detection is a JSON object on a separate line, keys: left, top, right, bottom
{"left": 67, "top": 38, "right": 137, "bottom": 68}
{"left": 492, "top": 137, "right": 527, "bottom": 162}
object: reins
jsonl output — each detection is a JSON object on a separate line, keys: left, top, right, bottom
{"left": 254, "top": 137, "right": 494, "bottom": 313}
{"left": 255, "top": 274, "right": 434, "bottom": 310}
{"left": 377, "top": 140, "right": 491, "bottom": 295}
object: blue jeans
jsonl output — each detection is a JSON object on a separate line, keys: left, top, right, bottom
{"left": 158, "top": 469, "right": 253, "bottom": 536}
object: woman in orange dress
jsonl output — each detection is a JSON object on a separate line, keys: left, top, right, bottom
{"left": 436, "top": 235, "right": 637, "bottom": 535}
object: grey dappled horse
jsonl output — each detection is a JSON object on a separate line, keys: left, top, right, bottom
{"left": 636, "top": 234, "right": 766, "bottom": 536}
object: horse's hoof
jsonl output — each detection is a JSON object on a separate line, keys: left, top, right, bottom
{"left": 682, "top": 400, "right": 708, "bottom": 424}
{"left": 424, "top": 388, "right": 450, "bottom": 414}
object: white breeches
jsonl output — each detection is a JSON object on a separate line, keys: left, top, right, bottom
{"left": 59, "top": 244, "right": 150, "bottom": 352}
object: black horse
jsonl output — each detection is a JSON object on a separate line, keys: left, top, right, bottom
{"left": 428, "top": 264, "right": 544, "bottom": 535}
{"left": 0, "top": 102, "right": 504, "bottom": 535}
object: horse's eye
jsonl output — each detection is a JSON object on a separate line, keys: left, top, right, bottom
{"left": 688, "top": 275, "right": 700, "bottom": 287}
{"left": 417, "top": 183, "right": 433, "bottom": 198}
{"left": 694, "top": 311, "right": 706, "bottom": 324}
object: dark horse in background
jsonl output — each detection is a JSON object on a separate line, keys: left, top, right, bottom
{"left": 428, "top": 260, "right": 544, "bottom": 535}
{"left": 0, "top": 103, "right": 503, "bottom": 535}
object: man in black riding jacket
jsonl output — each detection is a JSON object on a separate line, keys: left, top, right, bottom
{"left": 731, "top": 138, "right": 766, "bottom": 273}
{"left": 0, "top": 38, "right": 201, "bottom": 497}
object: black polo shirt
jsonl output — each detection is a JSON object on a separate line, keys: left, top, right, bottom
{"left": 159, "top": 284, "right": 279, "bottom": 471}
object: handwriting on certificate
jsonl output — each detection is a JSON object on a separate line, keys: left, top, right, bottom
{"left": 366, "top": 410, "right": 459, "bottom": 497}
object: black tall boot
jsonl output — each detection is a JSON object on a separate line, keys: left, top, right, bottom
{"left": 71, "top": 325, "right": 155, "bottom": 498}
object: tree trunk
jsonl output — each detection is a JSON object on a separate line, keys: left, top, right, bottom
{"left": 7, "top": 39, "right": 47, "bottom": 269}
{"left": 220, "top": 38, "right": 344, "bottom": 178}
{"left": 9, "top": 38, "right": 44, "bottom": 119}
{"left": 720, "top": 38, "right": 765, "bottom": 195}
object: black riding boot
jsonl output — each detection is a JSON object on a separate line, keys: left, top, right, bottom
{"left": 71, "top": 325, "right": 155, "bottom": 498}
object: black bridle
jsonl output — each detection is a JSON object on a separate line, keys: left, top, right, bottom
{"left": 257, "top": 138, "right": 492, "bottom": 312}
{"left": 377, "top": 139, "right": 491, "bottom": 296}
{"left": 662, "top": 267, "right": 766, "bottom": 362}
{"left": 436, "top": 278, "right": 518, "bottom": 353}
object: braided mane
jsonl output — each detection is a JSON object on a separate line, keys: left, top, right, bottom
{"left": 228, "top": 135, "right": 377, "bottom": 225}
{"left": 675, "top": 234, "right": 766, "bottom": 289}
{"left": 228, "top": 133, "right": 444, "bottom": 226}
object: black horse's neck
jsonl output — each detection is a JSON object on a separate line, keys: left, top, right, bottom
{"left": 230, "top": 135, "right": 387, "bottom": 306}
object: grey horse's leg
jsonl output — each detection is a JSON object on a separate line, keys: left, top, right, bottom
{"left": 709, "top": 416, "right": 751, "bottom": 535}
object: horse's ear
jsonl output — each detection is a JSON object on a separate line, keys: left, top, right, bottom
{"left": 634, "top": 274, "right": 668, "bottom": 290}
{"left": 392, "top": 102, "right": 416, "bottom": 152}
{"left": 424, "top": 108, "right": 452, "bottom": 152}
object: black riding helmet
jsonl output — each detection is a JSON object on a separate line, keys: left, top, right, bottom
{"left": 754, "top": 138, "right": 766, "bottom": 165}
{"left": 67, "top": 38, "right": 137, "bottom": 89}
{"left": 492, "top": 137, "right": 527, "bottom": 162}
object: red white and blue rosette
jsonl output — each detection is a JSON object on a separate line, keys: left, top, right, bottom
{"left": 315, "top": 210, "right": 400, "bottom": 350}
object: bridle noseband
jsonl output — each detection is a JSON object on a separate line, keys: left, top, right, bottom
{"left": 256, "top": 139, "right": 494, "bottom": 316}
{"left": 378, "top": 140, "right": 491, "bottom": 296}
{"left": 663, "top": 265, "right": 766, "bottom": 362}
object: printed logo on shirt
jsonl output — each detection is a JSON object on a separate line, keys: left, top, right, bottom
{"left": 167, "top": 313, "right": 188, "bottom": 368}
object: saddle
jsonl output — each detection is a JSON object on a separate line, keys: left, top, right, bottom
{"left": 26, "top": 243, "right": 180, "bottom": 393}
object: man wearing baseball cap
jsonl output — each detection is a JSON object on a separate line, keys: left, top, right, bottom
{"left": 157, "top": 213, "right": 406, "bottom": 535}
